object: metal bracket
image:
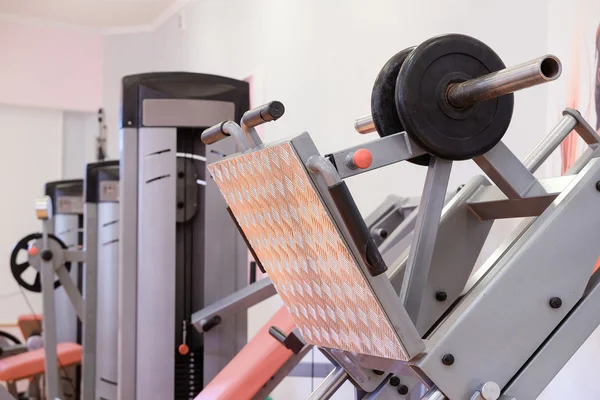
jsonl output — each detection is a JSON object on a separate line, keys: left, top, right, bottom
{"left": 326, "top": 132, "right": 427, "bottom": 179}
{"left": 64, "top": 250, "right": 86, "bottom": 263}
{"left": 474, "top": 141, "right": 545, "bottom": 199}
{"left": 191, "top": 277, "right": 276, "bottom": 333}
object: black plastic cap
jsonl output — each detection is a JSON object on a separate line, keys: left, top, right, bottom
{"left": 120, "top": 72, "right": 250, "bottom": 128}
{"left": 45, "top": 179, "right": 84, "bottom": 215}
{"left": 263, "top": 101, "right": 285, "bottom": 121}
{"left": 201, "top": 315, "right": 222, "bottom": 332}
{"left": 85, "top": 160, "right": 119, "bottom": 203}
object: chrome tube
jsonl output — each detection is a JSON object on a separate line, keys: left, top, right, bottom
{"left": 422, "top": 388, "right": 447, "bottom": 400}
{"left": 447, "top": 55, "right": 562, "bottom": 108}
{"left": 354, "top": 114, "right": 377, "bottom": 134}
{"left": 524, "top": 114, "right": 577, "bottom": 172}
{"left": 306, "top": 368, "right": 348, "bottom": 400}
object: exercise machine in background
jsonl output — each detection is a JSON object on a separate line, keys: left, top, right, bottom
{"left": 118, "top": 73, "right": 250, "bottom": 400}
{"left": 202, "top": 34, "right": 600, "bottom": 399}
{"left": 8, "top": 179, "right": 84, "bottom": 399}
{"left": 2, "top": 161, "right": 120, "bottom": 400}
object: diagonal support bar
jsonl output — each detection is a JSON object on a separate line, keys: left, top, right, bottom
{"left": 399, "top": 157, "right": 452, "bottom": 321}
{"left": 474, "top": 141, "right": 545, "bottom": 199}
{"left": 55, "top": 265, "right": 84, "bottom": 321}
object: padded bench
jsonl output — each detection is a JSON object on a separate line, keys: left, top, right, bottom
{"left": 0, "top": 342, "right": 81, "bottom": 382}
{"left": 196, "top": 306, "right": 296, "bottom": 400}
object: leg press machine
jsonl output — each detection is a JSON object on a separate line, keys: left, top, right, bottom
{"left": 199, "top": 34, "right": 600, "bottom": 400}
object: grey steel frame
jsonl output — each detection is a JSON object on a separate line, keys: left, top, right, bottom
{"left": 208, "top": 104, "right": 599, "bottom": 400}
{"left": 30, "top": 196, "right": 96, "bottom": 400}
{"left": 303, "top": 108, "right": 600, "bottom": 400}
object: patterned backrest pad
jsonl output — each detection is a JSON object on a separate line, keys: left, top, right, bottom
{"left": 208, "top": 141, "right": 409, "bottom": 360}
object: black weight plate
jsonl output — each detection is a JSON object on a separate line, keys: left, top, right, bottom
{"left": 395, "top": 34, "right": 514, "bottom": 160}
{"left": 10, "top": 233, "right": 71, "bottom": 293}
{"left": 371, "top": 47, "right": 430, "bottom": 166}
{"left": 0, "top": 330, "right": 22, "bottom": 345}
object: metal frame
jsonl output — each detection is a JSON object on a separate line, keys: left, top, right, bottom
{"left": 118, "top": 76, "right": 251, "bottom": 400}
{"left": 30, "top": 196, "right": 94, "bottom": 400}
{"left": 203, "top": 100, "right": 600, "bottom": 400}
{"left": 195, "top": 42, "right": 600, "bottom": 400}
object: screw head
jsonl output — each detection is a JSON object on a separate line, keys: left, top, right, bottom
{"left": 389, "top": 376, "right": 400, "bottom": 387}
{"left": 435, "top": 291, "right": 448, "bottom": 302}
{"left": 177, "top": 201, "right": 185, "bottom": 209}
{"left": 480, "top": 381, "right": 501, "bottom": 400}
{"left": 41, "top": 250, "right": 53, "bottom": 261}
{"left": 596, "top": 181, "right": 600, "bottom": 192}
{"left": 441, "top": 353, "right": 455, "bottom": 366}
{"left": 549, "top": 297, "right": 562, "bottom": 309}
{"left": 178, "top": 172, "right": 185, "bottom": 179}
{"left": 397, "top": 385, "right": 409, "bottom": 395}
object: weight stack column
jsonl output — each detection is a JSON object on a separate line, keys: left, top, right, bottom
{"left": 86, "top": 161, "right": 120, "bottom": 400}
{"left": 45, "top": 179, "right": 84, "bottom": 400}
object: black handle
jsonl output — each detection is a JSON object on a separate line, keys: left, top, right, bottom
{"left": 249, "top": 261, "right": 257, "bottom": 284}
{"left": 268, "top": 326, "right": 304, "bottom": 354}
{"left": 328, "top": 181, "right": 387, "bottom": 277}
{"left": 201, "top": 315, "right": 222, "bottom": 332}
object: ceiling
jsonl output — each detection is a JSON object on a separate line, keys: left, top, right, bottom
{"left": 0, "top": 0, "right": 180, "bottom": 29}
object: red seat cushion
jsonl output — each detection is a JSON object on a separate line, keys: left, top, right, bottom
{"left": 0, "top": 342, "right": 81, "bottom": 381}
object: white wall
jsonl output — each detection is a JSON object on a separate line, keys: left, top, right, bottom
{"left": 102, "top": 16, "right": 184, "bottom": 158}
{"left": 103, "top": 1, "right": 600, "bottom": 398}
{"left": 62, "top": 111, "right": 98, "bottom": 178}
{"left": 0, "top": 105, "right": 63, "bottom": 323}
{"left": 0, "top": 18, "right": 103, "bottom": 112}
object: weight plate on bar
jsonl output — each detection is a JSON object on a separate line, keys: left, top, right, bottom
{"left": 10, "top": 233, "right": 70, "bottom": 293}
{"left": 395, "top": 34, "right": 514, "bottom": 160}
{"left": 371, "top": 47, "right": 430, "bottom": 166}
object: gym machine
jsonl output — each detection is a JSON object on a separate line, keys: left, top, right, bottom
{"left": 201, "top": 33, "right": 600, "bottom": 400}
{"left": 88, "top": 161, "right": 120, "bottom": 400}
{"left": 10, "top": 179, "right": 84, "bottom": 399}
{"left": 193, "top": 194, "right": 427, "bottom": 400}
{"left": 118, "top": 73, "right": 250, "bottom": 400}
{"left": 6, "top": 161, "right": 120, "bottom": 400}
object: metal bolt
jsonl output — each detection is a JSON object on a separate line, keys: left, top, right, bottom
{"left": 41, "top": 250, "right": 53, "bottom": 261}
{"left": 596, "top": 181, "right": 600, "bottom": 192}
{"left": 441, "top": 353, "right": 455, "bottom": 366}
{"left": 480, "top": 382, "right": 501, "bottom": 400}
{"left": 435, "top": 291, "right": 448, "bottom": 302}
{"left": 397, "top": 385, "right": 409, "bottom": 395}
{"left": 389, "top": 376, "right": 400, "bottom": 386}
{"left": 549, "top": 297, "right": 562, "bottom": 309}
{"left": 177, "top": 201, "right": 185, "bottom": 209}
{"left": 178, "top": 172, "right": 185, "bottom": 179}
